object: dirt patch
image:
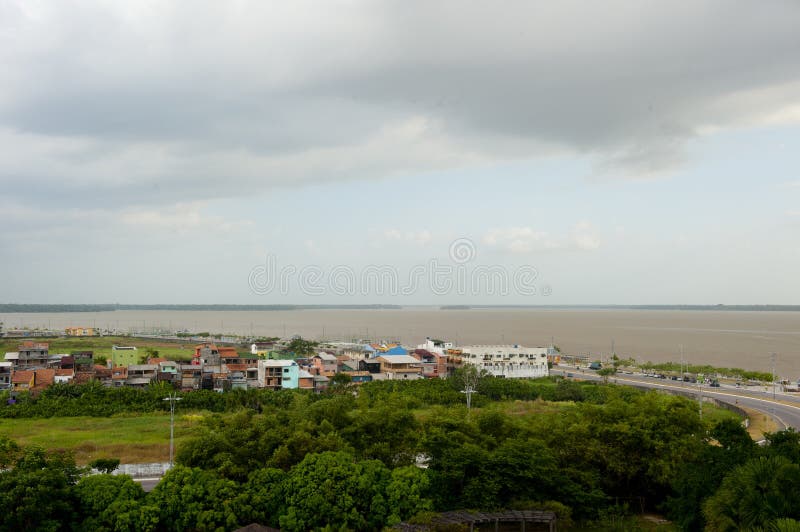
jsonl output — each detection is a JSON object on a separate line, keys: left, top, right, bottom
{"left": 739, "top": 405, "right": 780, "bottom": 441}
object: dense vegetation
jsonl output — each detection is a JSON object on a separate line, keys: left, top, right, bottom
{"left": 2, "top": 377, "right": 800, "bottom": 530}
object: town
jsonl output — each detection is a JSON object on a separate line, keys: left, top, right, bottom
{"left": 1, "top": 330, "right": 555, "bottom": 395}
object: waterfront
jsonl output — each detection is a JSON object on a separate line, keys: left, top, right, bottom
{"left": 3, "top": 308, "right": 799, "bottom": 376}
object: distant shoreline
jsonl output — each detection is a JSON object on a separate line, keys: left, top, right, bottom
{"left": 1, "top": 303, "right": 799, "bottom": 313}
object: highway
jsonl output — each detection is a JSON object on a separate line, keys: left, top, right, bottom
{"left": 552, "top": 366, "right": 800, "bottom": 431}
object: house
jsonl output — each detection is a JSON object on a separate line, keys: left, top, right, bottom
{"left": 193, "top": 343, "right": 221, "bottom": 366}
{"left": 111, "top": 346, "right": 139, "bottom": 368}
{"left": 65, "top": 327, "right": 97, "bottom": 337}
{"left": 72, "top": 351, "right": 94, "bottom": 370}
{"left": 224, "top": 363, "right": 253, "bottom": 391}
{"left": 257, "top": 359, "right": 300, "bottom": 390}
{"left": 94, "top": 365, "right": 113, "bottom": 386}
{"left": 32, "top": 369, "right": 56, "bottom": 392}
{"left": 11, "top": 370, "right": 35, "bottom": 391}
{"left": 179, "top": 364, "right": 202, "bottom": 391}
{"left": 359, "top": 358, "right": 383, "bottom": 374}
{"left": 298, "top": 369, "right": 315, "bottom": 390}
{"left": 339, "top": 370, "right": 373, "bottom": 384}
{"left": 417, "top": 337, "right": 455, "bottom": 355}
{"left": 376, "top": 355, "right": 423, "bottom": 380}
{"left": 382, "top": 345, "right": 409, "bottom": 356}
{"left": 156, "top": 361, "right": 179, "bottom": 387}
{"left": 54, "top": 368, "right": 74, "bottom": 384}
{"left": 250, "top": 342, "right": 277, "bottom": 356}
{"left": 218, "top": 346, "right": 241, "bottom": 364}
{"left": 0, "top": 362, "right": 12, "bottom": 390}
{"left": 3, "top": 352, "right": 19, "bottom": 367}
{"left": 460, "top": 345, "right": 549, "bottom": 378}
{"left": 111, "top": 366, "right": 128, "bottom": 387}
{"left": 126, "top": 364, "right": 157, "bottom": 387}
{"left": 16, "top": 342, "right": 50, "bottom": 368}
{"left": 311, "top": 353, "right": 338, "bottom": 377}
{"left": 313, "top": 374, "right": 329, "bottom": 392}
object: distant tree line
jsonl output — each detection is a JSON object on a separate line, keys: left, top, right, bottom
{"left": 639, "top": 361, "right": 773, "bottom": 382}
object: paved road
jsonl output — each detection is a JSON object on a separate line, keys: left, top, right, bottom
{"left": 553, "top": 366, "right": 800, "bottom": 431}
{"left": 134, "top": 477, "right": 161, "bottom": 492}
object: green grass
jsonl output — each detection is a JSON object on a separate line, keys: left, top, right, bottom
{"left": 0, "top": 335, "right": 224, "bottom": 362}
{"left": 699, "top": 403, "right": 741, "bottom": 428}
{"left": 0, "top": 412, "right": 207, "bottom": 464}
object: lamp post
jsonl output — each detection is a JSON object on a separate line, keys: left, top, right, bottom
{"left": 163, "top": 392, "right": 182, "bottom": 466}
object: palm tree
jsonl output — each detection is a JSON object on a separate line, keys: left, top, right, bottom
{"left": 703, "top": 456, "right": 800, "bottom": 531}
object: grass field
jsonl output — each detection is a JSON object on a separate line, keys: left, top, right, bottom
{"left": 0, "top": 413, "right": 206, "bottom": 464}
{"left": 0, "top": 335, "right": 241, "bottom": 363}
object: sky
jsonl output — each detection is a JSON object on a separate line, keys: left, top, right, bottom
{"left": 1, "top": 0, "right": 799, "bottom": 305}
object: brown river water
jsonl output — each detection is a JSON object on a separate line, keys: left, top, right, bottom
{"left": 3, "top": 309, "right": 800, "bottom": 377}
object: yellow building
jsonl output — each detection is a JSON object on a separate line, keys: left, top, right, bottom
{"left": 65, "top": 327, "right": 97, "bottom": 337}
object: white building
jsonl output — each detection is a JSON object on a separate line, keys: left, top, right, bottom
{"left": 417, "top": 337, "right": 454, "bottom": 356}
{"left": 460, "top": 345, "right": 549, "bottom": 378}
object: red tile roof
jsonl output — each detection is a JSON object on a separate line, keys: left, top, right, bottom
{"left": 32, "top": 369, "right": 56, "bottom": 389}
{"left": 12, "top": 370, "right": 34, "bottom": 384}
{"left": 218, "top": 347, "right": 239, "bottom": 358}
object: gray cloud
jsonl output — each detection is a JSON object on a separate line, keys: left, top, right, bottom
{"left": 1, "top": 0, "right": 800, "bottom": 208}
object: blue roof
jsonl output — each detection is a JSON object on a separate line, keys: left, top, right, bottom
{"left": 363, "top": 345, "right": 377, "bottom": 352}
{"left": 383, "top": 346, "right": 408, "bottom": 356}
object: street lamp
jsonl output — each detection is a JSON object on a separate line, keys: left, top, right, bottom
{"left": 163, "top": 392, "right": 182, "bottom": 466}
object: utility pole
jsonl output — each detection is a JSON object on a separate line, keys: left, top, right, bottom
{"left": 772, "top": 352, "right": 777, "bottom": 401}
{"left": 163, "top": 393, "right": 182, "bottom": 466}
{"left": 680, "top": 344, "right": 684, "bottom": 386}
{"left": 698, "top": 376, "right": 703, "bottom": 419}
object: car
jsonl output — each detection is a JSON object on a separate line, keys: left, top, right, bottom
{"left": 710, "top": 380, "right": 720, "bottom": 387}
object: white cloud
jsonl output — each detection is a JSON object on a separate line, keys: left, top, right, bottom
{"left": 571, "top": 221, "right": 602, "bottom": 250}
{"left": 483, "top": 227, "right": 558, "bottom": 253}
{"left": 382, "top": 228, "right": 433, "bottom": 245}
{"left": 119, "top": 202, "right": 252, "bottom": 235}
{"left": 483, "top": 223, "right": 602, "bottom": 253}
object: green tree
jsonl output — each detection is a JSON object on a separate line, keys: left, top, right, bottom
{"left": 597, "top": 366, "right": 616, "bottom": 383}
{"left": 89, "top": 457, "right": 121, "bottom": 474}
{"left": 765, "top": 429, "right": 800, "bottom": 463}
{"left": 279, "top": 451, "right": 391, "bottom": 531}
{"left": 286, "top": 337, "right": 318, "bottom": 356}
{"left": 233, "top": 468, "right": 287, "bottom": 529}
{"left": 73, "top": 474, "right": 147, "bottom": 532}
{"left": 386, "top": 465, "right": 433, "bottom": 525}
{"left": 703, "top": 456, "right": 800, "bottom": 531}
{"left": 0, "top": 446, "right": 81, "bottom": 531}
{"left": 147, "top": 466, "right": 240, "bottom": 531}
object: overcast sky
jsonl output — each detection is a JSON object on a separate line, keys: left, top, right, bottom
{"left": 1, "top": 1, "right": 799, "bottom": 304}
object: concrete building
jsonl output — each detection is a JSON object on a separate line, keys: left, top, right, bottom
{"left": 417, "top": 337, "right": 455, "bottom": 355}
{"left": 126, "top": 364, "right": 158, "bottom": 387}
{"left": 111, "top": 346, "right": 139, "bottom": 367}
{"left": 15, "top": 342, "right": 50, "bottom": 368}
{"left": 0, "top": 362, "right": 12, "bottom": 390}
{"left": 257, "top": 359, "right": 300, "bottom": 390}
{"left": 65, "top": 327, "right": 97, "bottom": 337}
{"left": 376, "top": 355, "right": 423, "bottom": 380}
{"left": 312, "top": 353, "right": 338, "bottom": 377}
{"left": 460, "top": 345, "right": 549, "bottom": 378}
